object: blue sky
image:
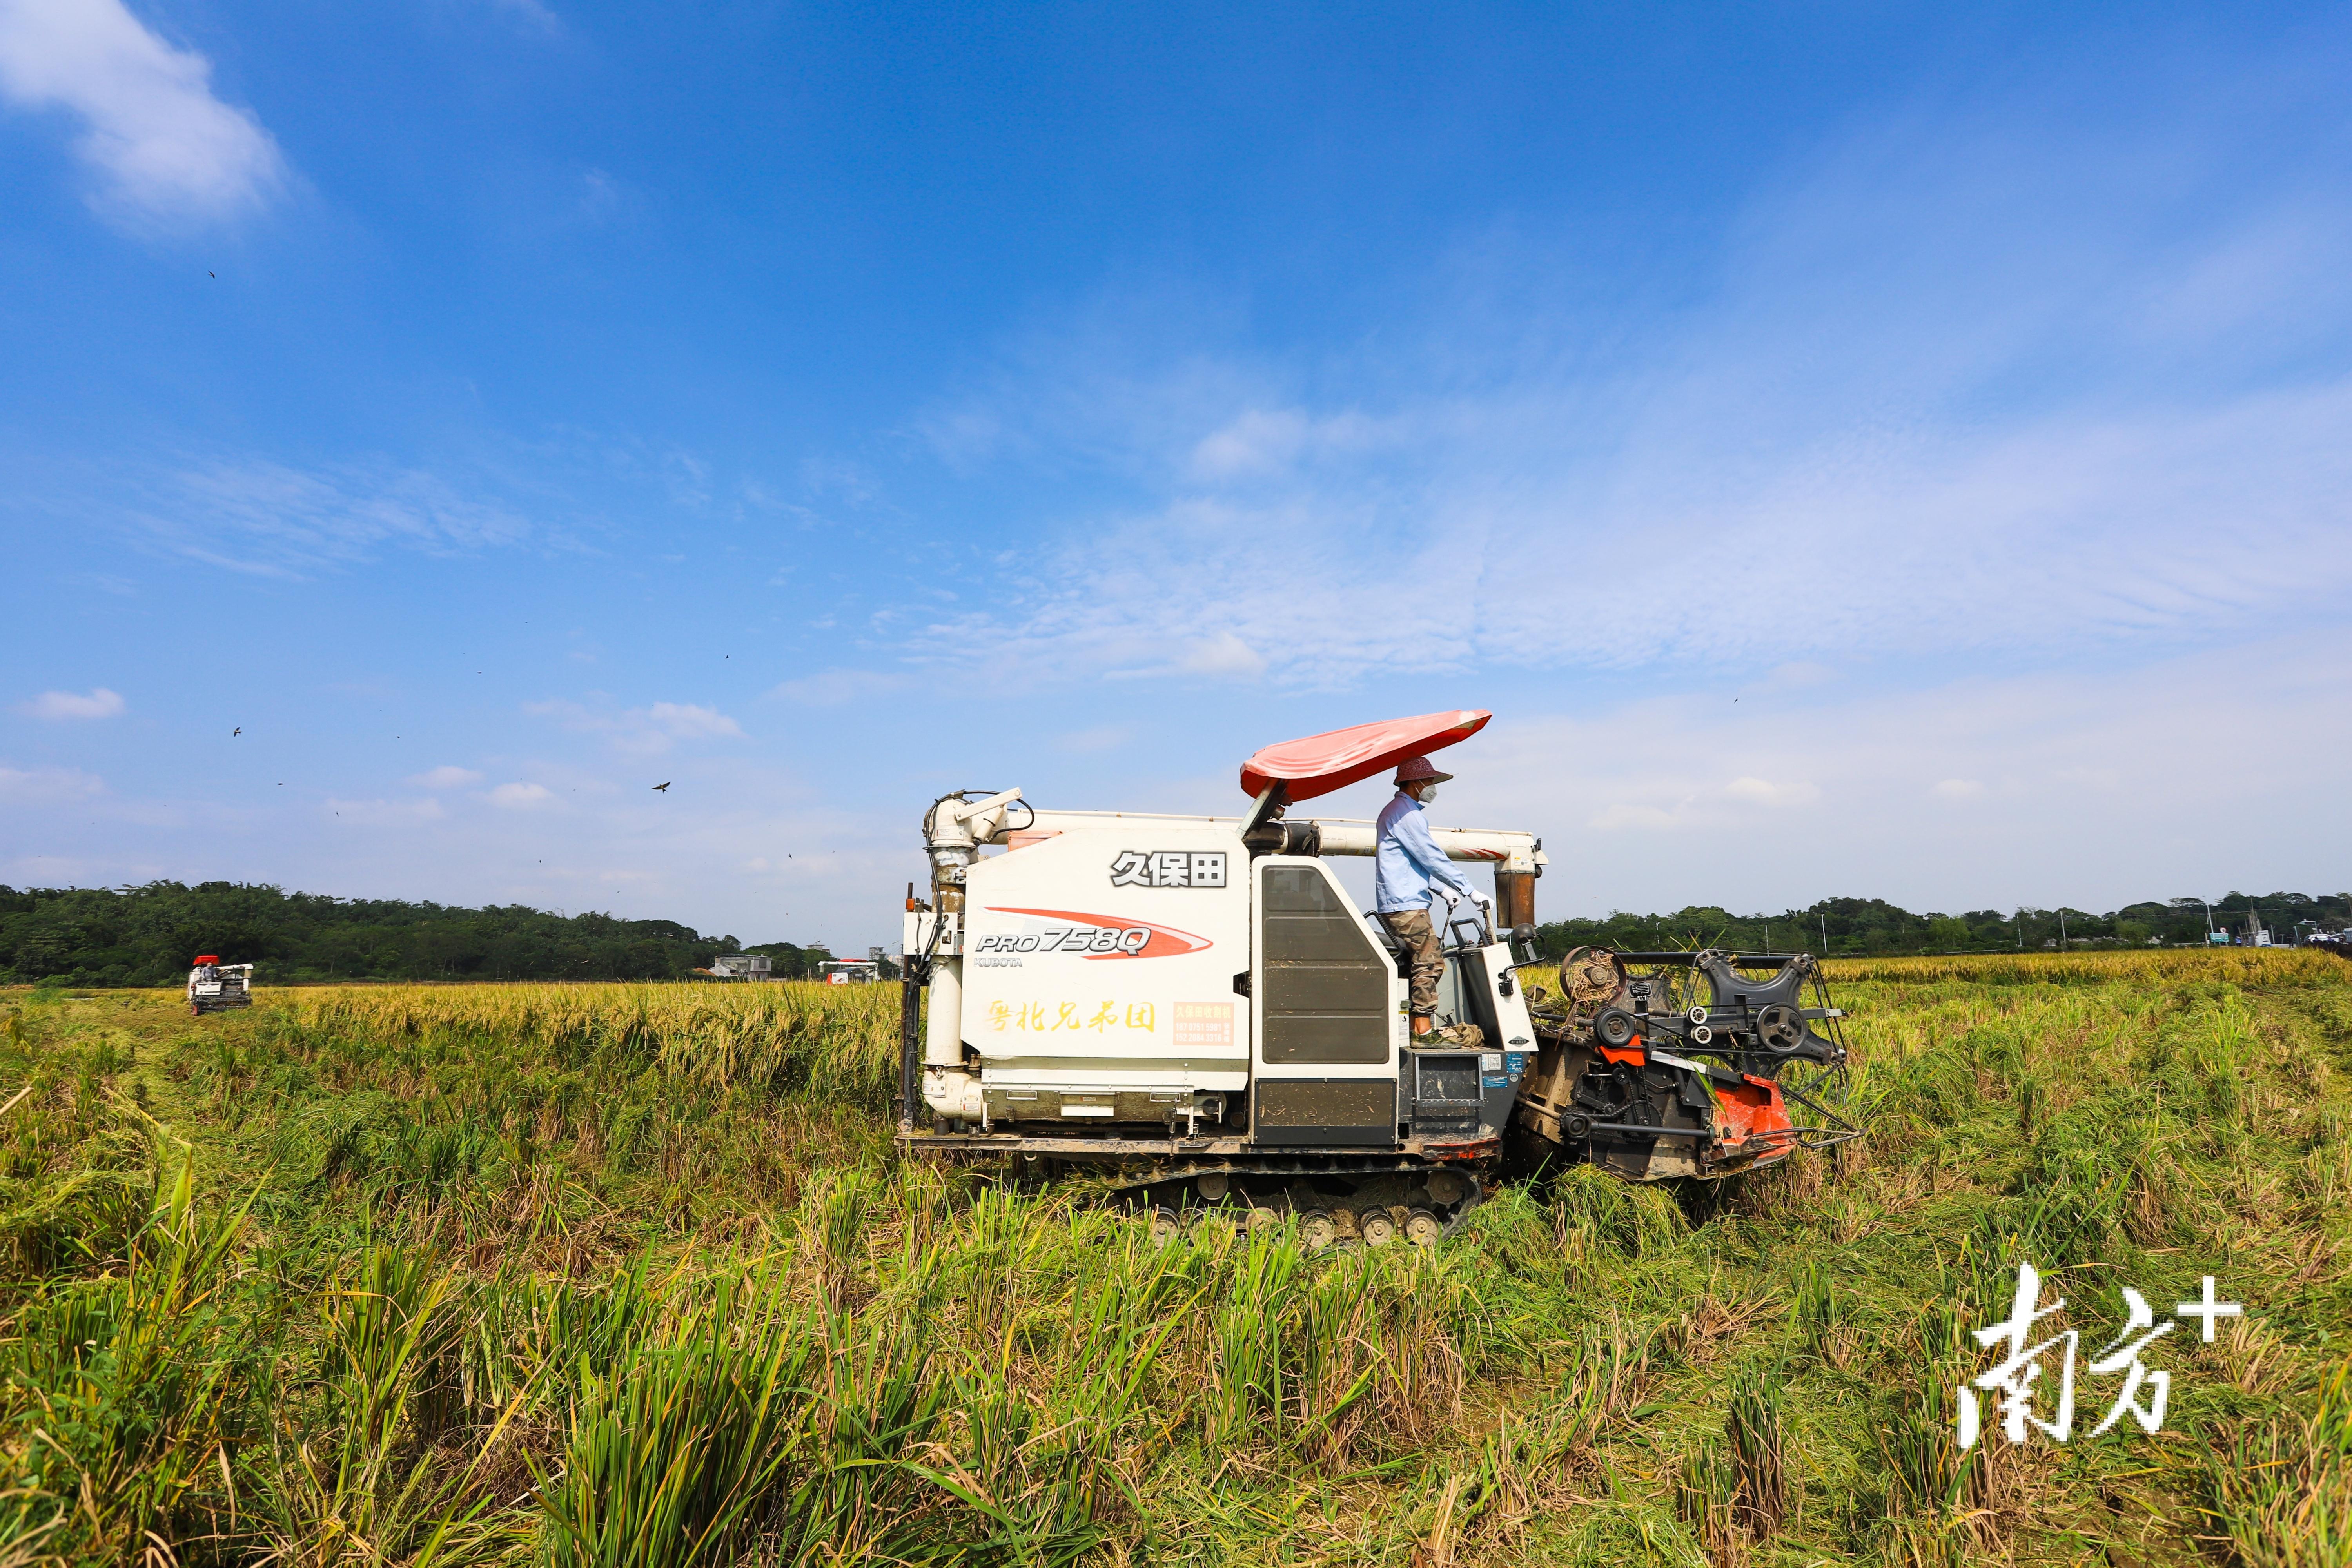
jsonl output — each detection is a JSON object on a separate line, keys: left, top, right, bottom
{"left": 4, "top": 1, "right": 2349, "bottom": 951}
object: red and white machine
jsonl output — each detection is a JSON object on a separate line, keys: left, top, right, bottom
{"left": 894, "top": 712, "right": 1856, "bottom": 1238}
{"left": 186, "top": 955, "right": 254, "bottom": 1015}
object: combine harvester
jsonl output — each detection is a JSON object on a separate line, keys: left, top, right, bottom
{"left": 896, "top": 711, "right": 1861, "bottom": 1240}
{"left": 186, "top": 955, "right": 255, "bottom": 1015}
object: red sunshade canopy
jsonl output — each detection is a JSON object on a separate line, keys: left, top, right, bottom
{"left": 1239, "top": 709, "right": 1491, "bottom": 803}
{"left": 194, "top": 954, "right": 220, "bottom": 964}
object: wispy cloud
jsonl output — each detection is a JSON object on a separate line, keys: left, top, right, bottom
{"left": 407, "top": 765, "right": 484, "bottom": 789}
{"left": 128, "top": 459, "right": 538, "bottom": 575}
{"left": 526, "top": 699, "right": 744, "bottom": 755}
{"left": 20, "top": 687, "right": 124, "bottom": 720}
{"left": 1055, "top": 724, "right": 1132, "bottom": 753}
{"left": 0, "top": 0, "right": 287, "bottom": 225}
{"left": 903, "top": 74, "right": 2352, "bottom": 692}
{"left": 771, "top": 669, "right": 910, "bottom": 706}
{"left": 1451, "top": 631, "right": 2352, "bottom": 915}
{"left": 488, "top": 0, "right": 561, "bottom": 36}
{"left": 326, "top": 796, "right": 445, "bottom": 825}
{"left": 0, "top": 763, "right": 105, "bottom": 802}
{"left": 486, "top": 781, "right": 553, "bottom": 809}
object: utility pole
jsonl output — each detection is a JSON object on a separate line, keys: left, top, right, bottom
{"left": 1820, "top": 912, "right": 1829, "bottom": 955}
{"left": 2059, "top": 909, "right": 2068, "bottom": 949}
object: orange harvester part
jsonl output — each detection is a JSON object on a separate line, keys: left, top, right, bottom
{"left": 1597, "top": 1035, "right": 1647, "bottom": 1067}
{"left": 1709, "top": 1073, "right": 1793, "bottom": 1149}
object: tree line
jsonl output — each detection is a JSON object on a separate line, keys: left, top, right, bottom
{"left": 1529, "top": 891, "right": 2352, "bottom": 960}
{"left": 6, "top": 880, "right": 2344, "bottom": 989}
{"left": 0, "top": 882, "right": 836, "bottom": 987}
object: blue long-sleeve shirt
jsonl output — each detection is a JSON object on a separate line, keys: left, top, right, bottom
{"left": 1374, "top": 789, "right": 1477, "bottom": 914}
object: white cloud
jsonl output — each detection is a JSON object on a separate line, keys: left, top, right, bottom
{"left": 325, "top": 797, "right": 445, "bottom": 825}
{"left": 1583, "top": 776, "right": 1819, "bottom": 834}
{"left": 899, "top": 80, "right": 2352, "bottom": 694}
{"left": 490, "top": 0, "right": 560, "bottom": 35}
{"left": 0, "top": 764, "right": 104, "bottom": 802}
{"left": 2054, "top": 767, "right": 2122, "bottom": 791}
{"left": 770, "top": 669, "right": 910, "bottom": 706}
{"left": 0, "top": 0, "right": 287, "bottom": 225}
{"left": 408, "top": 765, "right": 484, "bottom": 789}
{"left": 1056, "top": 724, "right": 1132, "bottom": 753}
{"left": 1453, "top": 632, "right": 2352, "bottom": 916}
{"left": 644, "top": 702, "right": 742, "bottom": 740}
{"left": 131, "top": 459, "right": 537, "bottom": 575}
{"left": 1587, "top": 802, "right": 1682, "bottom": 832}
{"left": 1180, "top": 633, "right": 1267, "bottom": 679}
{"left": 1187, "top": 408, "right": 1384, "bottom": 480}
{"left": 20, "top": 687, "right": 124, "bottom": 720}
{"left": 487, "top": 782, "right": 553, "bottom": 809}
{"left": 1723, "top": 777, "right": 1820, "bottom": 808}
{"left": 1101, "top": 631, "right": 1269, "bottom": 683}
{"left": 526, "top": 699, "right": 746, "bottom": 756}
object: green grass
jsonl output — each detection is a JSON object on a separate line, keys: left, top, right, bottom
{"left": 2, "top": 957, "right": 2348, "bottom": 1566}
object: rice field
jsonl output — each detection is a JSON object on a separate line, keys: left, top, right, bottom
{"left": 2, "top": 949, "right": 2347, "bottom": 1566}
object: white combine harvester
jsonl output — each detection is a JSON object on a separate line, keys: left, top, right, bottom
{"left": 895, "top": 711, "right": 1857, "bottom": 1241}
{"left": 186, "top": 955, "right": 255, "bottom": 1015}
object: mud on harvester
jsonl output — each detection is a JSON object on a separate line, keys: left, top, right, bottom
{"left": 895, "top": 711, "right": 1863, "bottom": 1240}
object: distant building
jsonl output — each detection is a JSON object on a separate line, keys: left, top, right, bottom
{"left": 709, "top": 953, "right": 772, "bottom": 980}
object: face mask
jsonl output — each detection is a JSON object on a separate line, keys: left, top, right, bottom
{"left": 1414, "top": 784, "right": 1437, "bottom": 803}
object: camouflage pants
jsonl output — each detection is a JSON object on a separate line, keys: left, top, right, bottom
{"left": 1379, "top": 908, "right": 1444, "bottom": 1015}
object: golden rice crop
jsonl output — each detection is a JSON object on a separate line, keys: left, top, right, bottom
{"left": 1822, "top": 946, "right": 2348, "bottom": 987}
{"left": 8, "top": 951, "right": 2350, "bottom": 1563}
{"left": 292, "top": 979, "right": 904, "bottom": 1098}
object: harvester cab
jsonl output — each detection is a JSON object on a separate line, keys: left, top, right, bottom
{"left": 895, "top": 711, "right": 1861, "bottom": 1238}
{"left": 187, "top": 955, "right": 255, "bottom": 1015}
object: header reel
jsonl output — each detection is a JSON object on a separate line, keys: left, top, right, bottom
{"left": 1513, "top": 946, "right": 1864, "bottom": 1181}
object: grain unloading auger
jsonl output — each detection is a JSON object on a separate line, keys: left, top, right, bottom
{"left": 895, "top": 710, "right": 1864, "bottom": 1240}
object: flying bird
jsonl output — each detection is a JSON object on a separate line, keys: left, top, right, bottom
{"left": 208, "top": 271, "right": 215, "bottom": 278}
{"left": 232, "top": 726, "right": 241, "bottom": 735}
{"left": 653, "top": 782, "right": 671, "bottom": 792}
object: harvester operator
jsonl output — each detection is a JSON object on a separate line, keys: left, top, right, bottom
{"left": 1375, "top": 757, "right": 1483, "bottom": 1047}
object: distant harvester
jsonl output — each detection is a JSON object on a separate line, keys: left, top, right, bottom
{"left": 187, "top": 955, "right": 255, "bottom": 1014}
